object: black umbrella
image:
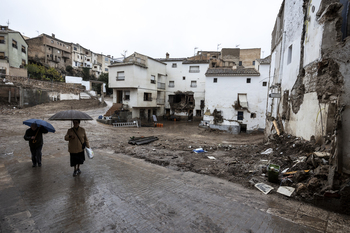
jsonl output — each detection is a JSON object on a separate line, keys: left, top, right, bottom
{"left": 48, "top": 110, "right": 93, "bottom": 121}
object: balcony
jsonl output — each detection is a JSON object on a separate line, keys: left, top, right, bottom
{"left": 157, "top": 82, "right": 165, "bottom": 90}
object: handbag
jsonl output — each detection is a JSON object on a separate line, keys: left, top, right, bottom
{"left": 85, "top": 147, "right": 94, "bottom": 159}
{"left": 73, "top": 128, "right": 86, "bottom": 150}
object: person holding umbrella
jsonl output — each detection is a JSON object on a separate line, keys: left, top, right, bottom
{"left": 64, "top": 119, "right": 90, "bottom": 177}
{"left": 24, "top": 122, "right": 49, "bottom": 167}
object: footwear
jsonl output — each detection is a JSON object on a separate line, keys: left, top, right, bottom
{"left": 77, "top": 169, "right": 81, "bottom": 174}
{"left": 73, "top": 170, "right": 77, "bottom": 177}
{"left": 38, "top": 163, "right": 42, "bottom": 167}
{"left": 32, "top": 164, "right": 36, "bottom": 167}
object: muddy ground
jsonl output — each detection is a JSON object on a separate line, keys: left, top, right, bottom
{"left": 1, "top": 98, "right": 350, "bottom": 214}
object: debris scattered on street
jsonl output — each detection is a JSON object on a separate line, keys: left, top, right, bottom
{"left": 277, "top": 186, "right": 295, "bottom": 197}
{"left": 255, "top": 183, "right": 274, "bottom": 194}
{"left": 207, "top": 156, "right": 216, "bottom": 160}
{"left": 128, "top": 136, "right": 159, "bottom": 145}
{"left": 193, "top": 148, "right": 207, "bottom": 153}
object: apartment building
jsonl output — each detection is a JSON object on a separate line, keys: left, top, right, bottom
{"left": 0, "top": 25, "right": 28, "bottom": 77}
{"left": 26, "top": 33, "right": 71, "bottom": 71}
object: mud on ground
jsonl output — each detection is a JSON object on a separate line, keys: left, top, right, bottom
{"left": 2, "top": 99, "right": 350, "bottom": 214}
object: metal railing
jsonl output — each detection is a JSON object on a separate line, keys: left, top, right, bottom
{"left": 157, "top": 82, "right": 165, "bottom": 89}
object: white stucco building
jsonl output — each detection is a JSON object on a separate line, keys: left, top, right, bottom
{"left": 203, "top": 56, "right": 270, "bottom": 133}
{"left": 266, "top": 0, "right": 350, "bottom": 173}
{"left": 160, "top": 54, "right": 208, "bottom": 120}
{"left": 108, "top": 52, "right": 167, "bottom": 121}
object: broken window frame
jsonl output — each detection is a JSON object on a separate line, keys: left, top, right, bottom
{"left": 0, "top": 52, "right": 5, "bottom": 59}
{"left": 12, "top": 39, "right": 17, "bottom": 49}
{"left": 21, "top": 59, "right": 26, "bottom": 67}
{"left": 117, "top": 71, "right": 125, "bottom": 81}
{"left": 189, "top": 66, "right": 200, "bottom": 73}
{"left": 0, "top": 36, "right": 4, "bottom": 44}
{"left": 143, "top": 92, "right": 152, "bottom": 101}
{"left": 169, "top": 81, "right": 175, "bottom": 88}
{"left": 190, "top": 80, "right": 197, "bottom": 88}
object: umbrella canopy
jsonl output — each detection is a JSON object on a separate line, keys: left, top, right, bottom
{"left": 48, "top": 110, "right": 93, "bottom": 121}
{"left": 23, "top": 119, "right": 56, "bottom": 133}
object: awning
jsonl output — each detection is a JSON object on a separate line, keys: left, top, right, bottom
{"left": 238, "top": 94, "right": 248, "bottom": 108}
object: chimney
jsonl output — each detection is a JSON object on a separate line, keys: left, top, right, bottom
{"left": 52, "top": 33, "right": 55, "bottom": 38}
{"left": 166, "top": 53, "right": 169, "bottom": 59}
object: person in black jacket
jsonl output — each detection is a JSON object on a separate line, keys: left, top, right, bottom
{"left": 24, "top": 123, "right": 48, "bottom": 167}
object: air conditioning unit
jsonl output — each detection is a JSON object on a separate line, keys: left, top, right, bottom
{"left": 269, "top": 93, "right": 281, "bottom": 98}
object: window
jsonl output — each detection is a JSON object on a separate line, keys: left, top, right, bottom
{"left": 287, "top": 45, "right": 293, "bottom": 64}
{"left": 189, "top": 66, "right": 200, "bottom": 73}
{"left": 12, "top": 39, "right": 17, "bottom": 49}
{"left": 238, "top": 94, "right": 248, "bottom": 108}
{"left": 169, "top": 81, "right": 174, "bottom": 87}
{"left": 151, "top": 75, "right": 156, "bottom": 84}
{"left": 213, "top": 78, "right": 217, "bottom": 83}
{"left": 246, "top": 78, "right": 251, "bottom": 83}
{"left": 172, "top": 63, "right": 177, "bottom": 68}
{"left": 262, "top": 82, "right": 267, "bottom": 86}
{"left": 237, "top": 111, "right": 244, "bottom": 120}
{"left": 21, "top": 59, "right": 26, "bottom": 67}
{"left": 190, "top": 81, "right": 197, "bottom": 87}
{"left": 87, "top": 59, "right": 90, "bottom": 62}
{"left": 86, "top": 52, "right": 88, "bottom": 55}
{"left": 51, "top": 40, "right": 54, "bottom": 44}
{"left": 0, "top": 52, "right": 5, "bottom": 59}
{"left": 239, "top": 61, "right": 242, "bottom": 66}
{"left": 105, "top": 57, "right": 108, "bottom": 61}
{"left": 74, "top": 47, "right": 77, "bottom": 51}
{"left": 183, "top": 76, "right": 186, "bottom": 80}
{"left": 94, "top": 66, "right": 97, "bottom": 69}
{"left": 250, "top": 113, "right": 256, "bottom": 118}
{"left": 74, "top": 61, "right": 78, "bottom": 66}
{"left": 117, "top": 71, "right": 125, "bottom": 80}
{"left": 124, "top": 91, "right": 130, "bottom": 100}
{"left": 144, "top": 93, "right": 152, "bottom": 101}
{"left": 0, "top": 36, "right": 4, "bottom": 44}
{"left": 252, "top": 61, "right": 255, "bottom": 65}
{"left": 105, "top": 68, "right": 108, "bottom": 71}
{"left": 196, "top": 110, "right": 201, "bottom": 117}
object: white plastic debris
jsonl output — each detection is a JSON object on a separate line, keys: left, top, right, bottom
{"left": 261, "top": 148, "right": 273, "bottom": 155}
{"left": 255, "top": 183, "right": 274, "bottom": 194}
{"left": 277, "top": 186, "right": 295, "bottom": 197}
{"left": 207, "top": 156, "right": 216, "bottom": 160}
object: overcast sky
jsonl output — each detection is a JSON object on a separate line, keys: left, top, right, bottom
{"left": 2, "top": 0, "right": 282, "bottom": 60}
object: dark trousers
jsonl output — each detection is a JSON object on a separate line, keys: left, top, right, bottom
{"left": 30, "top": 145, "right": 43, "bottom": 165}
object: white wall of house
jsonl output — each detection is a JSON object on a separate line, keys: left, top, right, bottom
{"left": 164, "top": 61, "right": 208, "bottom": 117}
{"left": 109, "top": 54, "right": 167, "bottom": 118}
{"left": 204, "top": 69, "right": 268, "bottom": 133}
{"left": 267, "top": 0, "right": 326, "bottom": 141}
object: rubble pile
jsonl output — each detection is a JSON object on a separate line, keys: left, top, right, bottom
{"left": 263, "top": 133, "right": 350, "bottom": 214}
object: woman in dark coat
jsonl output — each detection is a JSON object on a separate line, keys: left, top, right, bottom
{"left": 64, "top": 119, "right": 90, "bottom": 177}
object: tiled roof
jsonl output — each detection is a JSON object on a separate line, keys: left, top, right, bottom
{"left": 157, "top": 58, "right": 186, "bottom": 62}
{"left": 258, "top": 55, "right": 271, "bottom": 64}
{"left": 205, "top": 68, "right": 260, "bottom": 76}
{"left": 182, "top": 60, "right": 209, "bottom": 64}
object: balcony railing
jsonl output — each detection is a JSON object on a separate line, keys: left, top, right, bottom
{"left": 157, "top": 82, "right": 165, "bottom": 90}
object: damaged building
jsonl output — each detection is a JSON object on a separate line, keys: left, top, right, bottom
{"left": 266, "top": 0, "right": 350, "bottom": 180}
{"left": 203, "top": 48, "right": 270, "bottom": 133}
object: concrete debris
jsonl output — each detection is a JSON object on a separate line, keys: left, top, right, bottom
{"left": 255, "top": 183, "right": 274, "bottom": 195}
{"left": 277, "top": 186, "right": 295, "bottom": 197}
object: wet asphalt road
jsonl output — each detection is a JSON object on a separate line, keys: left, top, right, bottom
{"left": 1, "top": 149, "right": 350, "bottom": 233}
{"left": 1, "top": 99, "right": 350, "bottom": 232}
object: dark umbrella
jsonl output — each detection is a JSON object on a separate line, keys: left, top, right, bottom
{"left": 23, "top": 119, "right": 56, "bottom": 133}
{"left": 48, "top": 110, "right": 93, "bottom": 121}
